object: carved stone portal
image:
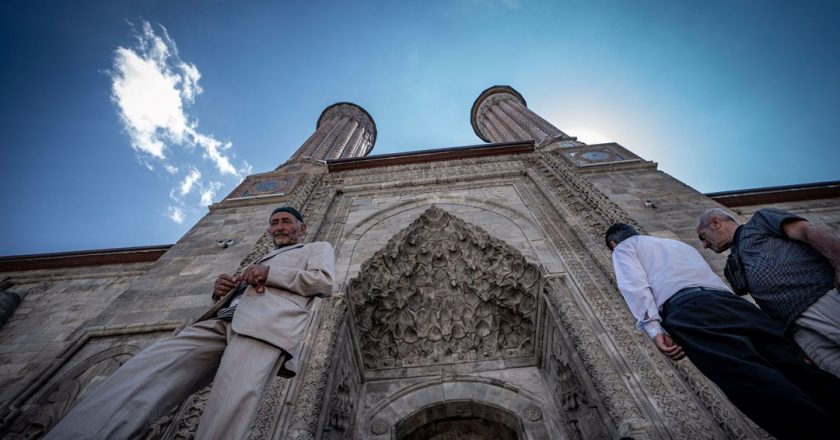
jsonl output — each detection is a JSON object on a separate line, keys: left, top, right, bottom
{"left": 348, "top": 206, "right": 540, "bottom": 369}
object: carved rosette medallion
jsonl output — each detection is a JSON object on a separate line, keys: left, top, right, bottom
{"left": 524, "top": 405, "right": 543, "bottom": 422}
{"left": 226, "top": 173, "right": 302, "bottom": 199}
{"left": 370, "top": 418, "right": 389, "bottom": 435}
{"left": 348, "top": 206, "right": 540, "bottom": 369}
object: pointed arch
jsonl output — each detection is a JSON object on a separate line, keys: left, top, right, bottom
{"left": 360, "top": 377, "right": 554, "bottom": 439}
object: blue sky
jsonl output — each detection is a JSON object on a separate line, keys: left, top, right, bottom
{"left": 1, "top": 0, "right": 838, "bottom": 256}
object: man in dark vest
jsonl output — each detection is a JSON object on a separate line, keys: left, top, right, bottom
{"left": 696, "top": 207, "right": 840, "bottom": 378}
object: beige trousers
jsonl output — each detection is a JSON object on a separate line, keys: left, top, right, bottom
{"left": 43, "top": 319, "right": 285, "bottom": 440}
{"left": 794, "top": 288, "right": 840, "bottom": 379}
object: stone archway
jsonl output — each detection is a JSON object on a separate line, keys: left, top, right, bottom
{"left": 345, "top": 205, "right": 559, "bottom": 439}
{"left": 360, "top": 377, "right": 554, "bottom": 439}
{"left": 396, "top": 401, "right": 521, "bottom": 440}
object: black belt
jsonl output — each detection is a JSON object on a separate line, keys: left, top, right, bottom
{"left": 661, "top": 286, "right": 725, "bottom": 312}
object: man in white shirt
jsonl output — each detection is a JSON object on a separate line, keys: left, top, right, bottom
{"left": 606, "top": 223, "right": 840, "bottom": 439}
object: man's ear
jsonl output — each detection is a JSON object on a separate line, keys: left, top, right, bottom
{"left": 609, "top": 240, "right": 617, "bottom": 250}
{"left": 299, "top": 223, "right": 307, "bottom": 236}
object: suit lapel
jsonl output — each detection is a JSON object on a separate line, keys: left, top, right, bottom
{"left": 256, "top": 243, "right": 304, "bottom": 263}
{"left": 199, "top": 243, "right": 305, "bottom": 322}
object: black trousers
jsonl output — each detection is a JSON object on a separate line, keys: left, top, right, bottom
{"left": 661, "top": 288, "right": 840, "bottom": 439}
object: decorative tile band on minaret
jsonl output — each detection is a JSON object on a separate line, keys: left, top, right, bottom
{"left": 470, "top": 85, "right": 581, "bottom": 148}
{"left": 291, "top": 102, "right": 377, "bottom": 162}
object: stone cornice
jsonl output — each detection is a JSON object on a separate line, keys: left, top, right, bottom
{"left": 0, "top": 245, "right": 171, "bottom": 272}
{"left": 327, "top": 140, "right": 534, "bottom": 172}
{"left": 705, "top": 180, "right": 840, "bottom": 207}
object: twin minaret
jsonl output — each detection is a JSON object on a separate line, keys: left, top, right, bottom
{"left": 289, "top": 102, "right": 377, "bottom": 162}
{"left": 470, "top": 85, "right": 575, "bottom": 145}
{"left": 288, "top": 85, "right": 581, "bottom": 163}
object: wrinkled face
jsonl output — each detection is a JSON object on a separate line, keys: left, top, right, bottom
{"left": 268, "top": 212, "right": 306, "bottom": 248}
{"left": 697, "top": 219, "right": 731, "bottom": 253}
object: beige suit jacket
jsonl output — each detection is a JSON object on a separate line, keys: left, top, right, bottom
{"left": 198, "top": 241, "right": 335, "bottom": 376}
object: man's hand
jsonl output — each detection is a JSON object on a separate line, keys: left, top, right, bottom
{"left": 245, "top": 264, "right": 270, "bottom": 294}
{"left": 654, "top": 333, "right": 686, "bottom": 361}
{"left": 213, "top": 274, "right": 238, "bottom": 299}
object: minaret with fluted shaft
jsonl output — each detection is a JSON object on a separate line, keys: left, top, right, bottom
{"left": 290, "top": 102, "right": 377, "bottom": 162}
{"left": 470, "top": 85, "right": 581, "bottom": 147}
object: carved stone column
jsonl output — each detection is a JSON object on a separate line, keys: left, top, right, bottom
{"left": 290, "top": 102, "right": 377, "bottom": 162}
{"left": 470, "top": 85, "right": 583, "bottom": 147}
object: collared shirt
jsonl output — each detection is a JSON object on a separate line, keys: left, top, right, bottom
{"left": 612, "top": 235, "right": 732, "bottom": 338}
{"left": 214, "top": 282, "right": 247, "bottom": 321}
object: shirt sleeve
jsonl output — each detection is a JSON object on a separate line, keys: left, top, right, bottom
{"left": 265, "top": 242, "right": 336, "bottom": 298}
{"left": 753, "top": 208, "right": 807, "bottom": 237}
{"left": 612, "top": 242, "right": 666, "bottom": 338}
{"left": 641, "top": 320, "right": 666, "bottom": 339}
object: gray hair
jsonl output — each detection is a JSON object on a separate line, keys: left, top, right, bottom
{"left": 696, "top": 208, "right": 737, "bottom": 229}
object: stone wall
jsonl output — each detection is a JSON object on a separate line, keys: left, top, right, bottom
{"left": 583, "top": 165, "right": 840, "bottom": 274}
{"left": 582, "top": 166, "right": 733, "bottom": 273}
{"left": 0, "top": 262, "right": 153, "bottom": 405}
{"left": 6, "top": 87, "right": 833, "bottom": 439}
{"left": 734, "top": 198, "right": 840, "bottom": 235}
{"left": 88, "top": 204, "right": 273, "bottom": 328}
{"left": 314, "top": 147, "right": 765, "bottom": 439}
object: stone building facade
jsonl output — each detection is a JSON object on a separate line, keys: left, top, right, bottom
{"left": 2, "top": 86, "right": 839, "bottom": 439}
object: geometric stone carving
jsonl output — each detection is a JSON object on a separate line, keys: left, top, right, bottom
{"left": 139, "top": 385, "right": 210, "bottom": 440}
{"left": 325, "top": 380, "right": 353, "bottom": 436}
{"left": 348, "top": 206, "right": 540, "bottom": 369}
{"left": 541, "top": 307, "right": 613, "bottom": 440}
{"left": 523, "top": 404, "right": 542, "bottom": 421}
{"left": 370, "top": 418, "right": 388, "bottom": 435}
{"left": 1, "top": 323, "right": 180, "bottom": 439}
{"left": 4, "top": 346, "right": 136, "bottom": 439}
{"left": 558, "top": 143, "right": 641, "bottom": 168}
{"left": 321, "top": 326, "right": 358, "bottom": 440}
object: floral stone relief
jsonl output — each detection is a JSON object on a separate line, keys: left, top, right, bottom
{"left": 348, "top": 205, "right": 540, "bottom": 369}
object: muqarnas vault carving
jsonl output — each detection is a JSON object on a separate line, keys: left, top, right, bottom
{"left": 348, "top": 206, "right": 541, "bottom": 369}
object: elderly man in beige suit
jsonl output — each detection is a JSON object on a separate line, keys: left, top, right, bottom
{"left": 45, "top": 207, "right": 335, "bottom": 440}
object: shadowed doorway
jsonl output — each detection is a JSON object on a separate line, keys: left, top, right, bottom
{"left": 396, "top": 401, "right": 522, "bottom": 440}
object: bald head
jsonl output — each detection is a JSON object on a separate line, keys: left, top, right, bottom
{"left": 696, "top": 208, "right": 737, "bottom": 230}
{"left": 696, "top": 208, "right": 739, "bottom": 253}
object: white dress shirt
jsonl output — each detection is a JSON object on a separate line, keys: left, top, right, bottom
{"left": 612, "top": 235, "right": 732, "bottom": 338}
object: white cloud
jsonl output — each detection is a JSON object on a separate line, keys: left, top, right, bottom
{"left": 167, "top": 206, "right": 185, "bottom": 224}
{"left": 179, "top": 62, "right": 202, "bottom": 102}
{"left": 180, "top": 168, "right": 201, "bottom": 196}
{"left": 111, "top": 45, "right": 188, "bottom": 157}
{"left": 240, "top": 160, "right": 254, "bottom": 176}
{"left": 109, "top": 21, "right": 248, "bottom": 224}
{"left": 200, "top": 181, "right": 224, "bottom": 206}
{"left": 193, "top": 132, "right": 237, "bottom": 176}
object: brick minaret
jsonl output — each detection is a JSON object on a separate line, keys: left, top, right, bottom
{"left": 289, "top": 102, "right": 377, "bottom": 162}
{"left": 470, "top": 85, "right": 582, "bottom": 147}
